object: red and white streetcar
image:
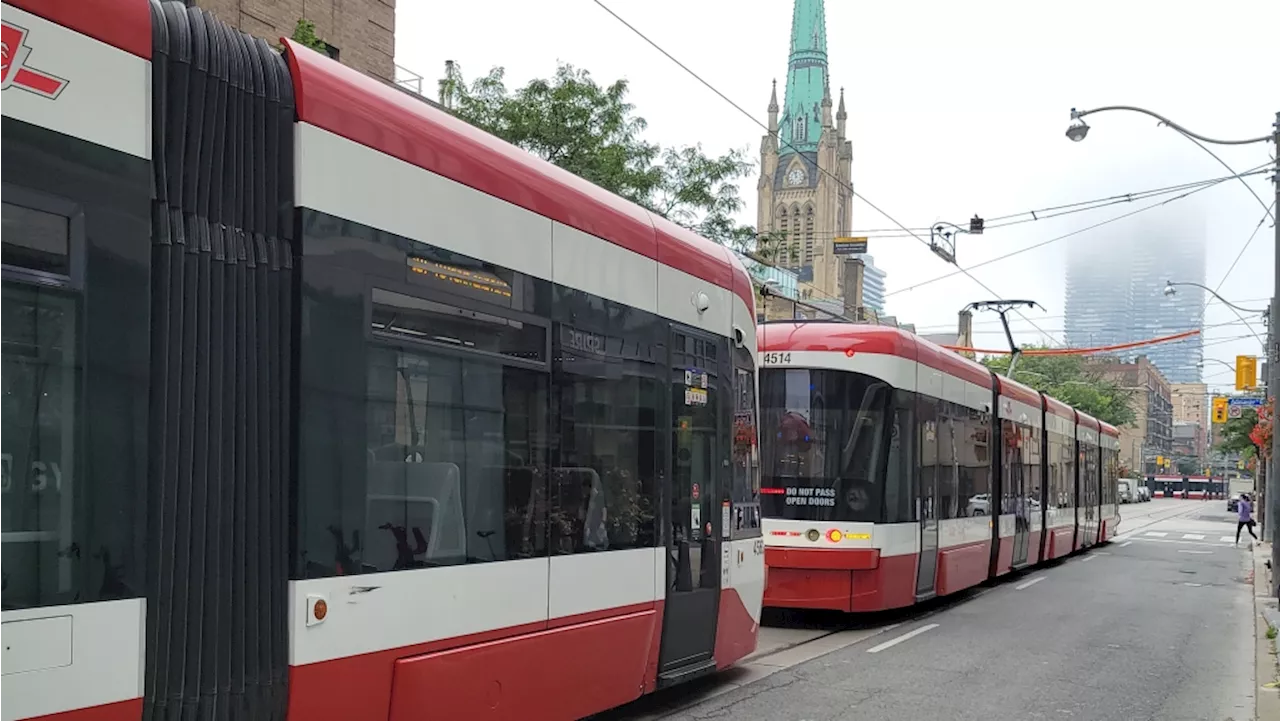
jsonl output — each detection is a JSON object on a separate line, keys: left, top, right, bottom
{"left": 757, "top": 321, "right": 1120, "bottom": 613}
{"left": 0, "top": 2, "right": 764, "bottom": 719}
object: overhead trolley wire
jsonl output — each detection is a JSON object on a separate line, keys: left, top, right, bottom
{"left": 590, "top": 0, "right": 1063, "bottom": 346}
{"left": 886, "top": 162, "right": 1274, "bottom": 298}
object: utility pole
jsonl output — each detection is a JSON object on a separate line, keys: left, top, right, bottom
{"left": 1270, "top": 110, "right": 1279, "bottom": 595}
{"left": 1266, "top": 297, "right": 1276, "bottom": 543}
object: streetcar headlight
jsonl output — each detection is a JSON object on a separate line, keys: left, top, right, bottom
{"left": 806, "top": 529, "right": 820, "bottom": 542}
{"left": 826, "top": 529, "right": 842, "bottom": 543}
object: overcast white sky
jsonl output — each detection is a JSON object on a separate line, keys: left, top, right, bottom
{"left": 394, "top": 0, "right": 1277, "bottom": 390}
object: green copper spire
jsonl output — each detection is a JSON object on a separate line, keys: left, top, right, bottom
{"left": 778, "top": 0, "right": 828, "bottom": 155}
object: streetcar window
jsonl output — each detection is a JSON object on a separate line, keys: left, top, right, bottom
{"left": 550, "top": 311, "right": 660, "bottom": 554}
{"left": 759, "top": 368, "right": 891, "bottom": 522}
{"left": 361, "top": 345, "right": 549, "bottom": 569}
{"left": 730, "top": 344, "right": 762, "bottom": 537}
{"left": 2, "top": 284, "right": 80, "bottom": 609}
{"left": 2, "top": 202, "right": 70, "bottom": 277}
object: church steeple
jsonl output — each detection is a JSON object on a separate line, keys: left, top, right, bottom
{"left": 778, "top": 0, "right": 828, "bottom": 155}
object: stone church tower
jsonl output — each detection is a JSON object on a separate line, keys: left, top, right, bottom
{"left": 757, "top": 0, "right": 853, "bottom": 299}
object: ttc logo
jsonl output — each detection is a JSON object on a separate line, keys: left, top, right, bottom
{"left": 2, "top": 21, "right": 68, "bottom": 99}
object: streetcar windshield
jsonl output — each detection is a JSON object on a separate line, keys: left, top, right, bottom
{"left": 759, "top": 368, "right": 892, "bottom": 522}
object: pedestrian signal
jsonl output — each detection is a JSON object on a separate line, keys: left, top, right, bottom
{"left": 1212, "top": 396, "right": 1229, "bottom": 423}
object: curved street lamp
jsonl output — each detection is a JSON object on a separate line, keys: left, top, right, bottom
{"left": 1163, "top": 280, "right": 1267, "bottom": 348}
{"left": 1066, "top": 106, "right": 1279, "bottom": 580}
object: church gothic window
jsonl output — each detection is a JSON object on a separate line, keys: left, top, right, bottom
{"left": 804, "top": 205, "right": 815, "bottom": 262}
{"left": 793, "top": 115, "right": 807, "bottom": 143}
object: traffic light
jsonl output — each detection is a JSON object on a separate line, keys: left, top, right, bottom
{"left": 1212, "top": 396, "right": 1229, "bottom": 423}
{"left": 1236, "top": 355, "right": 1258, "bottom": 391}
{"left": 969, "top": 215, "right": 985, "bottom": 234}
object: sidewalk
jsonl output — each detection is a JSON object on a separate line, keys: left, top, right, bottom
{"left": 1253, "top": 541, "right": 1280, "bottom": 720}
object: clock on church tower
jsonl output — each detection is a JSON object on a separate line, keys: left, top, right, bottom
{"left": 786, "top": 168, "right": 805, "bottom": 186}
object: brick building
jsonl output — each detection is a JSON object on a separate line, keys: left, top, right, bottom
{"left": 195, "top": 0, "right": 395, "bottom": 81}
{"left": 1086, "top": 355, "right": 1173, "bottom": 473}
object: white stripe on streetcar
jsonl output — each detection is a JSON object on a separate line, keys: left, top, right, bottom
{"left": 1182, "top": 534, "right": 1205, "bottom": 540}
{"left": 1015, "top": 577, "right": 1046, "bottom": 590}
{"left": 866, "top": 624, "right": 940, "bottom": 654}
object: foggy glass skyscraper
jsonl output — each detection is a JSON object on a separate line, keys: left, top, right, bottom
{"left": 1064, "top": 206, "right": 1205, "bottom": 383}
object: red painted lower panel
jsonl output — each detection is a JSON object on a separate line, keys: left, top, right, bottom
{"left": 1048, "top": 527, "right": 1073, "bottom": 560}
{"left": 850, "top": 552, "right": 917, "bottom": 611}
{"left": 1026, "top": 530, "right": 1042, "bottom": 565}
{"left": 714, "top": 588, "right": 759, "bottom": 669}
{"left": 23, "top": 700, "right": 142, "bottom": 721}
{"left": 388, "top": 609, "right": 656, "bottom": 721}
{"left": 764, "top": 551, "right": 918, "bottom": 612}
{"left": 936, "top": 541, "right": 990, "bottom": 596}
{"left": 642, "top": 600, "right": 666, "bottom": 694}
{"left": 765, "top": 546, "right": 879, "bottom": 570}
{"left": 764, "top": 566, "right": 852, "bottom": 611}
{"left": 994, "top": 536, "right": 1014, "bottom": 575}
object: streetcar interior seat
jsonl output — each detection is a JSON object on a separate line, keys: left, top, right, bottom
{"left": 365, "top": 462, "right": 465, "bottom": 569}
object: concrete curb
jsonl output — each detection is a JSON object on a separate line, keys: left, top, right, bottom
{"left": 1254, "top": 541, "right": 1280, "bottom": 721}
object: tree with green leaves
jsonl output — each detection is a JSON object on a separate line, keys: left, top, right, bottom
{"left": 291, "top": 19, "right": 328, "bottom": 53}
{"left": 440, "top": 62, "right": 761, "bottom": 250}
{"left": 981, "top": 351, "right": 1137, "bottom": 428}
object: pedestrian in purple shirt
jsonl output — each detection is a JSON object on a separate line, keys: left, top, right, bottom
{"left": 1236, "top": 494, "right": 1258, "bottom": 546}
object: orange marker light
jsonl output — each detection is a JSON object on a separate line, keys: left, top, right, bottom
{"left": 844, "top": 348, "right": 855, "bottom": 357}
{"left": 826, "top": 528, "right": 842, "bottom": 543}
{"left": 313, "top": 598, "right": 328, "bottom": 621}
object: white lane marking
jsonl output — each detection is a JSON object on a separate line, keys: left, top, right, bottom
{"left": 1145, "top": 531, "right": 1168, "bottom": 537}
{"left": 1182, "top": 534, "right": 1205, "bottom": 540}
{"left": 1114, "top": 534, "right": 1132, "bottom": 542}
{"left": 1015, "top": 577, "right": 1046, "bottom": 590}
{"left": 1178, "top": 550, "right": 1214, "bottom": 555}
{"left": 1184, "top": 582, "right": 1204, "bottom": 587}
{"left": 1119, "top": 541, "right": 1133, "bottom": 547}
{"left": 1079, "top": 555, "right": 1097, "bottom": 562}
{"left": 1221, "top": 536, "right": 1237, "bottom": 543}
{"left": 866, "top": 624, "right": 940, "bottom": 654}
{"left": 1131, "top": 537, "right": 1233, "bottom": 548}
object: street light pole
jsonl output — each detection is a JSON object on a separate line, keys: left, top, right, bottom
{"left": 1067, "top": 106, "right": 1279, "bottom": 594}
{"left": 1269, "top": 112, "right": 1280, "bottom": 572}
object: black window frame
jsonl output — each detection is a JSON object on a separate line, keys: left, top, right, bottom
{"left": 2, "top": 184, "right": 86, "bottom": 291}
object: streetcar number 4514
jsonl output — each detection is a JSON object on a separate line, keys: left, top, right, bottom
{"left": 762, "top": 352, "right": 791, "bottom": 365}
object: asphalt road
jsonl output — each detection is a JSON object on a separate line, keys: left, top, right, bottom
{"left": 604, "top": 499, "right": 1257, "bottom": 721}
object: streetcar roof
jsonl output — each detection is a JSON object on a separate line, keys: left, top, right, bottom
{"left": 280, "top": 39, "right": 755, "bottom": 316}
{"left": 757, "top": 321, "right": 992, "bottom": 389}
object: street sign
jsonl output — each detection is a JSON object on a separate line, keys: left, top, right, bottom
{"left": 832, "top": 237, "right": 868, "bottom": 255}
{"left": 1211, "top": 396, "right": 1229, "bottom": 423}
{"left": 1236, "top": 355, "right": 1258, "bottom": 391}
{"left": 1228, "top": 397, "right": 1264, "bottom": 408}
{"left": 1229, "top": 405, "right": 1243, "bottom": 419}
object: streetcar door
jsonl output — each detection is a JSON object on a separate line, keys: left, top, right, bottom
{"left": 658, "top": 325, "right": 723, "bottom": 684}
{"left": 916, "top": 399, "right": 939, "bottom": 599}
{"left": 1010, "top": 438, "right": 1030, "bottom": 568}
